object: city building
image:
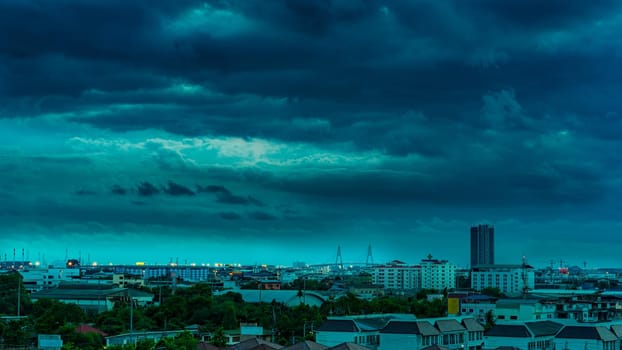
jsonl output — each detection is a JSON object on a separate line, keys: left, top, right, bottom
{"left": 19, "top": 267, "right": 81, "bottom": 292}
{"left": 458, "top": 295, "right": 497, "bottom": 323}
{"left": 30, "top": 283, "right": 128, "bottom": 313}
{"left": 470, "top": 225, "right": 494, "bottom": 267}
{"left": 494, "top": 299, "right": 556, "bottom": 322}
{"left": 420, "top": 258, "right": 456, "bottom": 291}
{"left": 371, "top": 261, "right": 421, "bottom": 291}
{"left": 471, "top": 264, "right": 535, "bottom": 297}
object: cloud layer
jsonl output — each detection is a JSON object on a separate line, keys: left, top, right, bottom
{"left": 0, "top": 1, "right": 621, "bottom": 266}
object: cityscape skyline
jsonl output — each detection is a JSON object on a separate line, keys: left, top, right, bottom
{"left": 1, "top": 1, "right": 621, "bottom": 268}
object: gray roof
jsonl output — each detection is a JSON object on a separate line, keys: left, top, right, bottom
{"left": 610, "top": 324, "right": 622, "bottom": 337}
{"left": 31, "top": 286, "right": 127, "bottom": 300}
{"left": 281, "top": 341, "right": 327, "bottom": 350}
{"left": 380, "top": 321, "right": 439, "bottom": 336}
{"left": 462, "top": 318, "right": 484, "bottom": 332}
{"left": 524, "top": 321, "right": 563, "bottom": 337}
{"left": 485, "top": 325, "right": 530, "bottom": 338}
{"left": 325, "top": 343, "right": 372, "bottom": 350}
{"left": 217, "top": 290, "right": 326, "bottom": 306}
{"left": 228, "top": 338, "right": 283, "bottom": 350}
{"left": 556, "top": 326, "right": 617, "bottom": 342}
{"left": 317, "top": 320, "right": 359, "bottom": 333}
{"left": 435, "top": 319, "right": 465, "bottom": 333}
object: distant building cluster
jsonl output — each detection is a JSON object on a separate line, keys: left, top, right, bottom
{"left": 7, "top": 223, "right": 622, "bottom": 349}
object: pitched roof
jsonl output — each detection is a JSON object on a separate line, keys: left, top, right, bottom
{"left": 198, "top": 343, "right": 223, "bottom": 350}
{"left": 485, "top": 325, "right": 530, "bottom": 338}
{"left": 31, "top": 286, "right": 127, "bottom": 300}
{"left": 75, "top": 324, "right": 107, "bottom": 336}
{"left": 325, "top": 343, "right": 372, "bottom": 350}
{"left": 228, "top": 338, "right": 283, "bottom": 350}
{"left": 435, "top": 319, "right": 466, "bottom": 333}
{"left": 610, "top": 324, "right": 622, "bottom": 337}
{"left": 380, "top": 321, "right": 439, "bottom": 336}
{"left": 524, "top": 321, "right": 563, "bottom": 337}
{"left": 556, "top": 326, "right": 617, "bottom": 342}
{"left": 317, "top": 320, "right": 359, "bottom": 332}
{"left": 281, "top": 341, "right": 327, "bottom": 350}
{"left": 462, "top": 318, "right": 484, "bottom": 332}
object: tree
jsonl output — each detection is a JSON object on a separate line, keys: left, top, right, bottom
{"left": 211, "top": 327, "right": 227, "bottom": 348}
{"left": 484, "top": 310, "right": 496, "bottom": 331}
{"left": 481, "top": 287, "right": 505, "bottom": 298}
{"left": 136, "top": 338, "right": 155, "bottom": 350}
{"left": 0, "top": 272, "right": 31, "bottom": 316}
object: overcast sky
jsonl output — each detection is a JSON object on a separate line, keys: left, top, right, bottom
{"left": 1, "top": 0, "right": 621, "bottom": 268}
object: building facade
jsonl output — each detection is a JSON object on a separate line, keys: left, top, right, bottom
{"left": 471, "top": 264, "right": 535, "bottom": 297}
{"left": 420, "top": 258, "right": 456, "bottom": 291}
{"left": 470, "top": 224, "right": 494, "bottom": 267}
{"left": 372, "top": 261, "right": 421, "bottom": 291}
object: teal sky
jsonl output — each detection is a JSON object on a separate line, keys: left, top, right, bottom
{"left": 1, "top": 1, "right": 621, "bottom": 268}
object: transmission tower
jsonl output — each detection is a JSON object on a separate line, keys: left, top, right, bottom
{"left": 335, "top": 245, "right": 344, "bottom": 271}
{"left": 366, "top": 243, "right": 374, "bottom": 265}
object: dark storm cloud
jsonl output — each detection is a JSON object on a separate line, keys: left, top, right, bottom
{"left": 136, "top": 181, "right": 159, "bottom": 197}
{"left": 197, "top": 185, "right": 262, "bottom": 206}
{"left": 74, "top": 189, "right": 97, "bottom": 196}
{"left": 1, "top": 0, "right": 622, "bottom": 267}
{"left": 111, "top": 185, "right": 128, "bottom": 195}
{"left": 219, "top": 212, "right": 242, "bottom": 220}
{"left": 248, "top": 211, "right": 278, "bottom": 221}
{"left": 459, "top": 0, "right": 620, "bottom": 29}
{"left": 162, "top": 181, "right": 195, "bottom": 196}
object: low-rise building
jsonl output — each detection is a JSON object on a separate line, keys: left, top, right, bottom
{"left": 316, "top": 314, "right": 416, "bottom": 350}
{"left": 483, "top": 320, "right": 563, "bottom": 350}
{"left": 553, "top": 325, "right": 618, "bottom": 350}
{"left": 378, "top": 317, "right": 483, "bottom": 350}
{"left": 459, "top": 295, "right": 497, "bottom": 323}
{"left": 19, "top": 267, "right": 81, "bottom": 292}
{"left": 494, "top": 299, "right": 556, "bottom": 322}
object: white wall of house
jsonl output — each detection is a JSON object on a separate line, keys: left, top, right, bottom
{"left": 316, "top": 331, "right": 357, "bottom": 347}
{"left": 378, "top": 333, "right": 420, "bottom": 350}
{"left": 553, "top": 338, "right": 616, "bottom": 350}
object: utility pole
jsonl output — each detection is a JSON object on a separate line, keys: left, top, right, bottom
{"left": 129, "top": 295, "right": 134, "bottom": 345}
{"left": 17, "top": 272, "right": 21, "bottom": 317}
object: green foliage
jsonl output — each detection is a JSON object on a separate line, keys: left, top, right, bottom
{"left": 484, "top": 310, "right": 496, "bottom": 331}
{"left": 136, "top": 338, "right": 156, "bottom": 350}
{"left": 0, "top": 272, "right": 32, "bottom": 316}
{"left": 211, "top": 327, "right": 227, "bottom": 348}
{"left": 155, "top": 332, "right": 197, "bottom": 350}
{"left": 31, "top": 299, "right": 86, "bottom": 334}
{"left": 481, "top": 287, "right": 505, "bottom": 298}
{"left": 0, "top": 319, "right": 32, "bottom": 347}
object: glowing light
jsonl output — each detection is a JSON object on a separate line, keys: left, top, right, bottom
{"left": 136, "top": 262, "right": 145, "bottom": 266}
{"left": 92, "top": 262, "right": 98, "bottom": 267}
